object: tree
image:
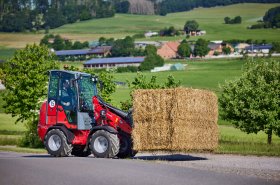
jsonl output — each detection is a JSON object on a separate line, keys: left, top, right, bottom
{"left": 139, "top": 45, "right": 164, "bottom": 71}
{"left": 111, "top": 36, "right": 135, "bottom": 57}
{"left": 224, "top": 16, "right": 230, "bottom": 24}
{"left": 52, "top": 35, "right": 65, "bottom": 50}
{"left": 271, "top": 42, "right": 280, "bottom": 53}
{"left": 184, "top": 20, "right": 199, "bottom": 34}
{"left": 263, "top": 6, "right": 280, "bottom": 28}
{"left": 233, "top": 16, "right": 242, "bottom": 24}
{"left": 224, "top": 16, "right": 242, "bottom": 24}
{"left": 219, "top": 59, "right": 280, "bottom": 144}
{"left": 1, "top": 44, "right": 58, "bottom": 147}
{"left": 144, "top": 45, "right": 157, "bottom": 56}
{"left": 99, "top": 37, "right": 106, "bottom": 46}
{"left": 83, "top": 70, "right": 116, "bottom": 103}
{"left": 222, "top": 46, "right": 231, "bottom": 55}
{"left": 194, "top": 38, "right": 210, "bottom": 57}
{"left": 178, "top": 42, "right": 191, "bottom": 58}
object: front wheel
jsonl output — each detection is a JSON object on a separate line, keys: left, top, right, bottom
{"left": 90, "top": 130, "right": 119, "bottom": 158}
{"left": 44, "top": 129, "right": 72, "bottom": 157}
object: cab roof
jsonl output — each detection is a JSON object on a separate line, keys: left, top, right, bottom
{"left": 49, "top": 70, "right": 91, "bottom": 76}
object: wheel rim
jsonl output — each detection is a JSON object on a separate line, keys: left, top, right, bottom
{"left": 94, "top": 136, "right": 109, "bottom": 153}
{"left": 48, "top": 135, "right": 62, "bottom": 151}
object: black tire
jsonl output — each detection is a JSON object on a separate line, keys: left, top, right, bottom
{"left": 117, "top": 134, "right": 133, "bottom": 158}
{"left": 71, "top": 146, "right": 91, "bottom": 157}
{"left": 44, "top": 129, "right": 73, "bottom": 157}
{"left": 90, "top": 130, "right": 119, "bottom": 158}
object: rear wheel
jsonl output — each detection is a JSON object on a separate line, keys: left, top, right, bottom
{"left": 45, "top": 129, "right": 72, "bottom": 157}
{"left": 71, "top": 146, "right": 91, "bottom": 157}
{"left": 90, "top": 130, "right": 119, "bottom": 158}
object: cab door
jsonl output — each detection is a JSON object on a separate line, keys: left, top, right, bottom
{"left": 47, "top": 71, "right": 59, "bottom": 125}
{"left": 57, "top": 72, "right": 78, "bottom": 125}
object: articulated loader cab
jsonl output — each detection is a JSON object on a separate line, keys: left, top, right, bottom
{"left": 38, "top": 70, "right": 135, "bottom": 158}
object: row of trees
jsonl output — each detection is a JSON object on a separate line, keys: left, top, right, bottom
{"left": 224, "top": 16, "right": 242, "bottom": 24}
{"left": 177, "top": 39, "right": 210, "bottom": 58}
{"left": 40, "top": 34, "right": 89, "bottom": 51}
{"left": 0, "top": 0, "right": 115, "bottom": 32}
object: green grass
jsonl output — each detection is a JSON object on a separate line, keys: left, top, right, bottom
{"left": 111, "top": 59, "right": 244, "bottom": 106}
{"left": 0, "top": 113, "right": 26, "bottom": 146}
{"left": 0, "top": 135, "right": 21, "bottom": 145}
{"left": 0, "top": 46, "right": 16, "bottom": 60}
{"left": 0, "top": 113, "right": 26, "bottom": 132}
{"left": 0, "top": 146, "right": 46, "bottom": 153}
{"left": 218, "top": 125, "right": 280, "bottom": 156}
{"left": 51, "top": 3, "right": 280, "bottom": 42}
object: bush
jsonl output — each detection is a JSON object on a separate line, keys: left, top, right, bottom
{"left": 18, "top": 119, "right": 44, "bottom": 148}
{"left": 116, "top": 66, "right": 139, "bottom": 73}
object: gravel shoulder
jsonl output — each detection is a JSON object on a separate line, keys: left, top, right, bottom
{"left": 134, "top": 152, "right": 280, "bottom": 181}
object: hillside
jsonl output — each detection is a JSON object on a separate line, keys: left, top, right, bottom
{"left": 52, "top": 3, "right": 280, "bottom": 42}
{"left": 0, "top": 3, "right": 280, "bottom": 50}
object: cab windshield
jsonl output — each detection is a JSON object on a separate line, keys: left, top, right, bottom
{"left": 78, "top": 75, "right": 97, "bottom": 112}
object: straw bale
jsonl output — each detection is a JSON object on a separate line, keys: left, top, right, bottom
{"left": 132, "top": 88, "right": 218, "bottom": 151}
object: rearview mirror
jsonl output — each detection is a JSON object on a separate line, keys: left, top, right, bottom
{"left": 99, "top": 81, "right": 104, "bottom": 91}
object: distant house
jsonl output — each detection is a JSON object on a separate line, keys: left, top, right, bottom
{"left": 234, "top": 43, "right": 250, "bottom": 53}
{"left": 83, "top": 57, "right": 145, "bottom": 69}
{"left": 207, "top": 42, "right": 234, "bottom": 56}
{"left": 55, "top": 46, "right": 112, "bottom": 58}
{"left": 157, "top": 41, "right": 180, "bottom": 59}
{"left": 145, "top": 31, "right": 158, "bottom": 38}
{"left": 188, "top": 30, "right": 206, "bottom": 36}
{"left": 244, "top": 44, "right": 272, "bottom": 54}
{"left": 135, "top": 41, "right": 162, "bottom": 49}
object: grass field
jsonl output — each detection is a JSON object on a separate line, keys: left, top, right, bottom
{"left": 0, "top": 113, "right": 26, "bottom": 146}
{"left": 0, "top": 3, "right": 280, "bottom": 54}
{"left": 52, "top": 3, "right": 280, "bottom": 42}
{"left": 110, "top": 59, "right": 244, "bottom": 106}
{"left": 218, "top": 126, "right": 280, "bottom": 156}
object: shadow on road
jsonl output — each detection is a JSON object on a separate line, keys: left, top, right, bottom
{"left": 134, "top": 154, "right": 207, "bottom": 161}
{"left": 23, "top": 155, "right": 56, "bottom": 158}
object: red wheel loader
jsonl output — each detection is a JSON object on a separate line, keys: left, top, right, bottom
{"left": 38, "top": 70, "right": 135, "bottom": 158}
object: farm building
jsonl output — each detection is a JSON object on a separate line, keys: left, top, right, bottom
{"left": 135, "top": 41, "right": 162, "bottom": 49}
{"left": 244, "top": 44, "right": 272, "bottom": 54}
{"left": 83, "top": 57, "right": 145, "bottom": 69}
{"left": 207, "top": 42, "right": 234, "bottom": 56}
{"left": 157, "top": 41, "right": 180, "bottom": 59}
{"left": 55, "top": 46, "right": 112, "bottom": 58}
{"left": 234, "top": 43, "right": 250, "bottom": 53}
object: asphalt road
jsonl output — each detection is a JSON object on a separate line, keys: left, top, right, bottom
{"left": 0, "top": 152, "right": 278, "bottom": 185}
